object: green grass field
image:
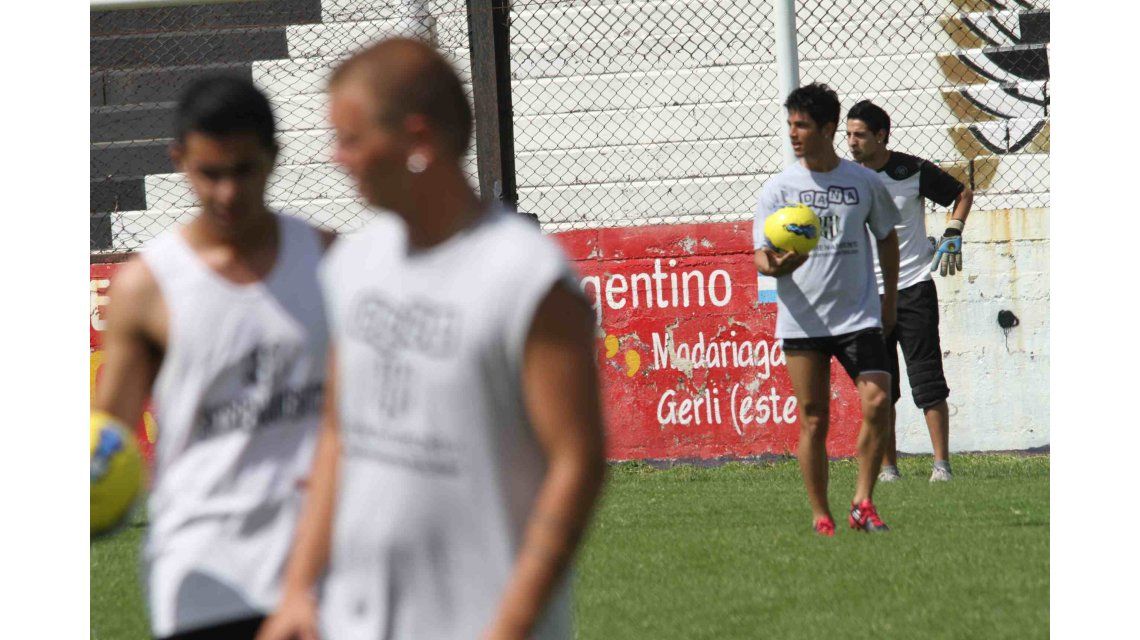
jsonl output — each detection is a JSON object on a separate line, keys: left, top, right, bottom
{"left": 92, "top": 454, "right": 1048, "bottom": 639}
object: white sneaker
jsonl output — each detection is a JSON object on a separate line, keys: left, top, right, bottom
{"left": 929, "top": 465, "right": 953, "bottom": 482}
{"left": 878, "top": 465, "right": 901, "bottom": 482}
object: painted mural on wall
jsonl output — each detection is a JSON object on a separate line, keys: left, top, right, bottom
{"left": 91, "top": 224, "right": 869, "bottom": 464}
{"left": 555, "top": 223, "right": 866, "bottom": 461}
{"left": 940, "top": 0, "right": 1049, "bottom": 158}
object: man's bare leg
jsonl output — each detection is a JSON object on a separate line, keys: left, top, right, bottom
{"left": 785, "top": 351, "right": 832, "bottom": 521}
{"left": 883, "top": 403, "right": 899, "bottom": 467}
{"left": 924, "top": 400, "right": 950, "bottom": 462}
{"left": 853, "top": 372, "right": 892, "bottom": 504}
{"left": 878, "top": 402, "right": 902, "bottom": 482}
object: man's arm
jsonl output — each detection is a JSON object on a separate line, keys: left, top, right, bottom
{"left": 256, "top": 352, "right": 341, "bottom": 640}
{"left": 483, "top": 284, "right": 607, "bottom": 640}
{"left": 950, "top": 187, "right": 973, "bottom": 226}
{"left": 93, "top": 258, "right": 164, "bottom": 425}
{"left": 921, "top": 161, "right": 972, "bottom": 276}
{"left": 864, "top": 172, "right": 902, "bottom": 334}
{"left": 877, "top": 229, "right": 900, "bottom": 336}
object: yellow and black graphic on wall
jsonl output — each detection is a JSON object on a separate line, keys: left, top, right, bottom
{"left": 939, "top": 0, "right": 1049, "bottom": 159}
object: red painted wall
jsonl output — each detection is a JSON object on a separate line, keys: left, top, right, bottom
{"left": 89, "top": 221, "right": 865, "bottom": 462}
{"left": 554, "top": 221, "right": 862, "bottom": 460}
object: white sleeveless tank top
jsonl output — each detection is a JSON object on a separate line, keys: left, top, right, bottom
{"left": 319, "top": 208, "right": 578, "bottom": 640}
{"left": 141, "top": 213, "right": 328, "bottom": 637}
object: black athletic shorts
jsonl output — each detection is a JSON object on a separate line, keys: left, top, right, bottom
{"left": 781, "top": 328, "right": 890, "bottom": 382}
{"left": 160, "top": 615, "right": 266, "bottom": 640}
{"left": 883, "top": 279, "right": 950, "bottom": 408}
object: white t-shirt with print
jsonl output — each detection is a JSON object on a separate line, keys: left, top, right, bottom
{"left": 753, "top": 159, "right": 902, "bottom": 339}
{"left": 869, "top": 151, "right": 966, "bottom": 292}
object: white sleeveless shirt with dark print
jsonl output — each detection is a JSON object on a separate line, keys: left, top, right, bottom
{"left": 319, "top": 207, "right": 577, "bottom": 640}
{"left": 141, "top": 213, "right": 327, "bottom": 637}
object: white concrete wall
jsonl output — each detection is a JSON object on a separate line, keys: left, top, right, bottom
{"left": 894, "top": 208, "right": 1050, "bottom": 453}
{"left": 507, "top": 0, "right": 1050, "bottom": 224}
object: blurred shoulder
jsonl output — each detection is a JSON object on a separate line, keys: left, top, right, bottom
{"left": 109, "top": 254, "right": 160, "bottom": 304}
{"left": 483, "top": 208, "right": 564, "bottom": 262}
{"left": 324, "top": 212, "right": 404, "bottom": 267}
{"left": 840, "top": 158, "right": 881, "bottom": 182}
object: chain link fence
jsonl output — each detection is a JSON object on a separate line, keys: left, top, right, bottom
{"left": 793, "top": 0, "right": 1049, "bottom": 214}
{"left": 90, "top": 0, "right": 1049, "bottom": 253}
{"left": 510, "top": 0, "right": 782, "bottom": 233}
{"left": 512, "top": 0, "right": 1049, "bottom": 230}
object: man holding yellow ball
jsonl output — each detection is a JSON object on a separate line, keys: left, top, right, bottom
{"left": 753, "top": 83, "right": 902, "bottom": 536}
{"left": 92, "top": 77, "right": 334, "bottom": 640}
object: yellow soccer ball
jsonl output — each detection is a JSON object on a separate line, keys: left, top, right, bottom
{"left": 90, "top": 411, "right": 143, "bottom": 536}
{"left": 764, "top": 203, "right": 821, "bottom": 254}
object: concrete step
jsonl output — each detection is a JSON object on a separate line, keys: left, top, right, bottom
{"left": 92, "top": 140, "right": 172, "bottom": 180}
{"left": 91, "top": 178, "right": 146, "bottom": 214}
{"left": 91, "top": 27, "right": 288, "bottom": 70}
{"left": 91, "top": 0, "right": 320, "bottom": 37}
{"left": 92, "top": 102, "right": 176, "bottom": 144}
{"left": 95, "top": 63, "right": 252, "bottom": 106}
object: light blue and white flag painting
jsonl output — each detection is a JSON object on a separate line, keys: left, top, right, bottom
{"left": 757, "top": 273, "right": 777, "bottom": 304}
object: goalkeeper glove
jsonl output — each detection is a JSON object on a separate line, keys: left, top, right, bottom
{"left": 930, "top": 219, "right": 965, "bottom": 276}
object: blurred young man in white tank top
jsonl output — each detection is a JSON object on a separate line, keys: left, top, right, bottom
{"left": 93, "top": 77, "right": 335, "bottom": 640}
{"left": 258, "top": 39, "right": 607, "bottom": 640}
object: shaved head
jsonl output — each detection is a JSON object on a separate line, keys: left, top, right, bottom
{"left": 330, "top": 38, "right": 472, "bottom": 157}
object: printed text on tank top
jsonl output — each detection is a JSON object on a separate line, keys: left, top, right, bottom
{"left": 170, "top": 217, "right": 324, "bottom": 443}
{"left": 340, "top": 292, "right": 464, "bottom": 475}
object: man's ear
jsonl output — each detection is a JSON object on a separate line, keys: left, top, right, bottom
{"left": 403, "top": 114, "right": 437, "bottom": 166}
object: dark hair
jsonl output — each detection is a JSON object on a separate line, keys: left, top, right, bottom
{"left": 174, "top": 76, "right": 277, "bottom": 151}
{"left": 784, "top": 82, "right": 840, "bottom": 131}
{"left": 846, "top": 99, "right": 891, "bottom": 144}
{"left": 330, "top": 39, "right": 473, "bottom": 156}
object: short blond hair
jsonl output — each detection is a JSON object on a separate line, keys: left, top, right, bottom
{"left": 330, "top": 38, "right": 473, "bottom": 156}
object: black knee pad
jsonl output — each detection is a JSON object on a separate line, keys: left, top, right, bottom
{"left": 906, "top": 358, "right": 949, "bottom": 409}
